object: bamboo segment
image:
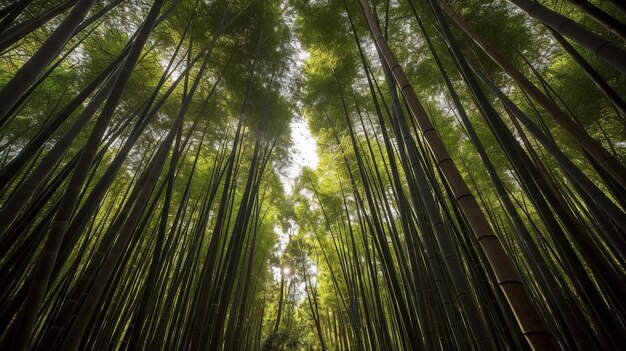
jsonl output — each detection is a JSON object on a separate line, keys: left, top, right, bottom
{"left": 358, "top": 1, "right": 557, "bottom": 350}
{"left": 505, "top": 0, "right": 626, "bottom": 73}
{"left": 440, "top": 2, "right": 626, "bottom": 191}
{"left": 564, "top": 0, "right": 626, "bottom": 41}
{"left": 0, "top": 0, "right": 98, "bottom": 125}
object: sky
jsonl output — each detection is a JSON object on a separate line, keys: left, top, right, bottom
{"left": 279, "top": 34, "right": 316, "bottom": 195}
{"left": 272, "top": 3, "right": 317, "bottom": 282}
{"left": 273, "top": 115, "right": 318, "bottom": 269}
{"left": 271, "top": 105, "right": 319, "bottom": 283}
{"left": 282, "top": 116, "right": 319, "bottom": 194}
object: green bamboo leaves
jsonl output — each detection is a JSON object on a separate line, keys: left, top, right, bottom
{"left": 0, "top": 0, "right": 625, "bottom": 349}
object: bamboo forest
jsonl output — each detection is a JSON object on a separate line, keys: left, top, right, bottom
{"left": 2, "top": 0, "right": 626, "bottom": 349}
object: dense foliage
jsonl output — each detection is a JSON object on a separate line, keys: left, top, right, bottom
{"left": 0, "top": 0, "right": 625, "bottom": 350}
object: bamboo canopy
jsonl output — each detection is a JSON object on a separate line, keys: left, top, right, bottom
{"left": 0, "top": 0, "right": 624, "bottom": 350}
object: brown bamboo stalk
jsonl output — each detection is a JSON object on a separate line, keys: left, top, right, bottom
{"left": 358, "top": 1, "right": 556, "bottom": 350}
{"left": 440, "top": 2, "right": 626, "bottom": 191}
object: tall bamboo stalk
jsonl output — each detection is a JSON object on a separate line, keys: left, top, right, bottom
{"left": 505, "top": 0, "right": 626, "bottom": 73}
{"left": 440, "top": 2, "right": 626, "bottom": 191}
{"left": 357, "top": 1, "right": 556, "bottom": 349}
